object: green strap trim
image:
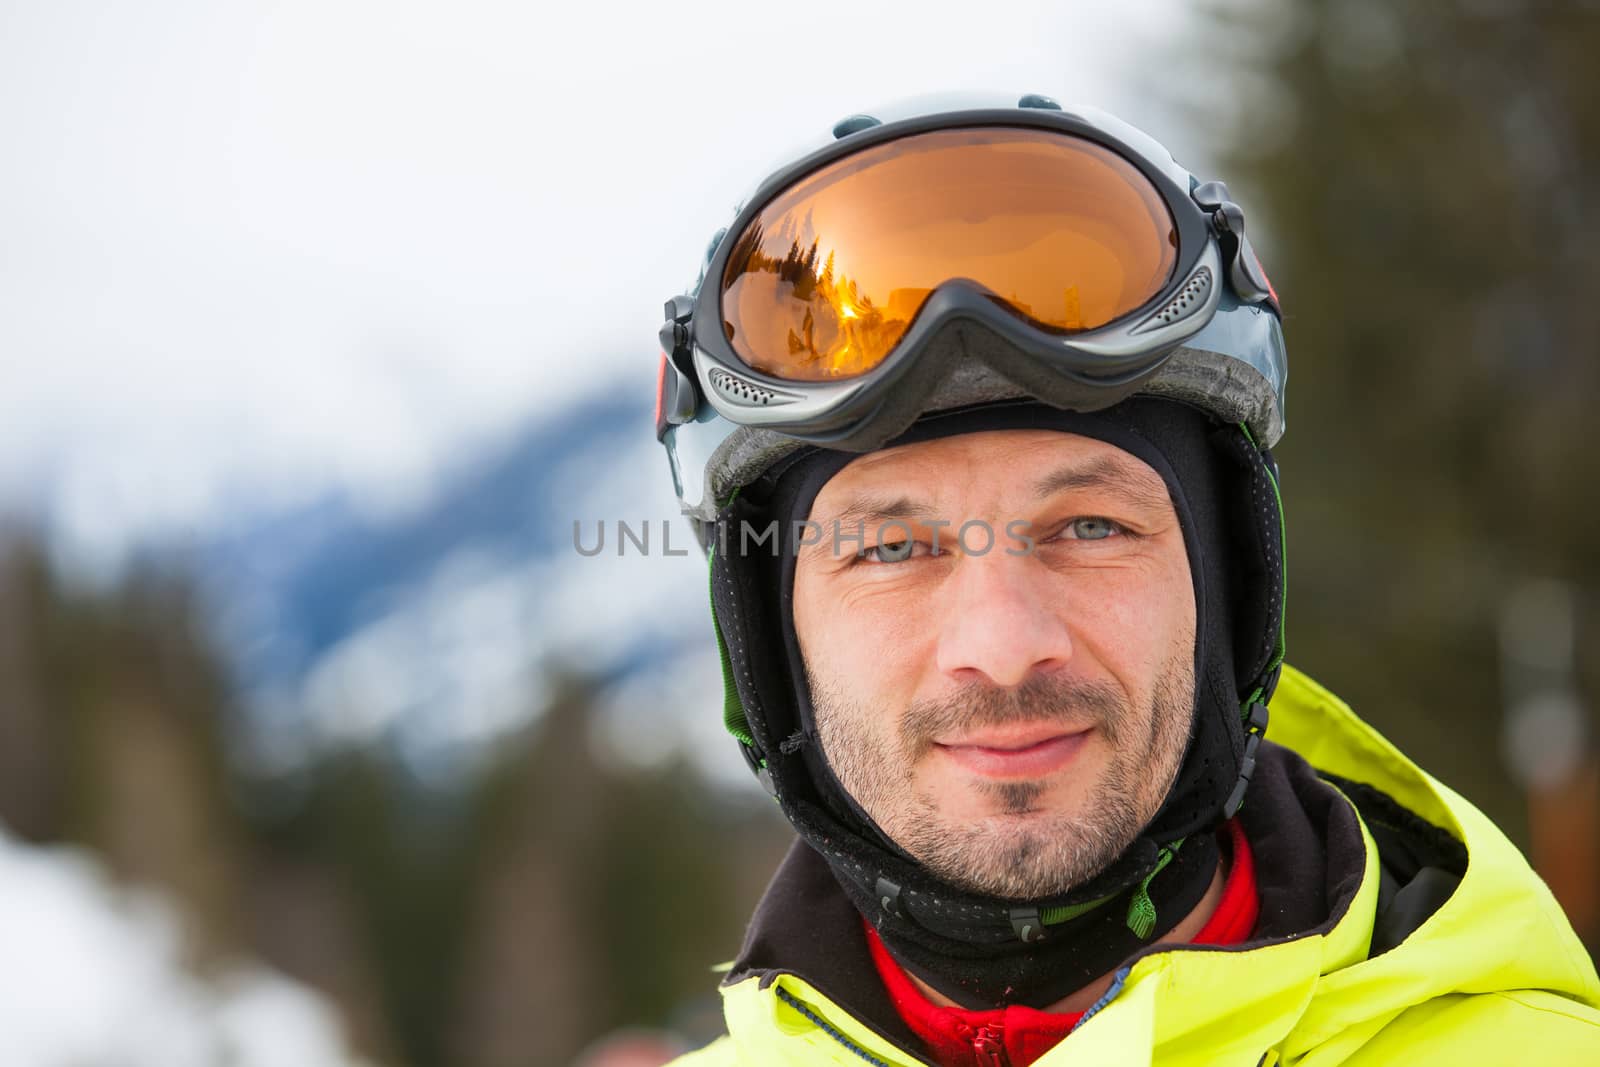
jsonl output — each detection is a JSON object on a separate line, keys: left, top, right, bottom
{"left": 1125, "top": 838, "right": 1185, "bottom": 940}
{"left": 1041, "top": 836, "right": 1190, "bottom": 937}
{"left": 1039, "top": 890, "right": 1121, "bottom": 928}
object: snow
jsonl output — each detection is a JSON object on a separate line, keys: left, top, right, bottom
{"left": 0, "top": 828, "right": 368, "bottom": 1067}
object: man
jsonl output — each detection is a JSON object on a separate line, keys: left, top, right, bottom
{"left": 651, "top": 94, "right": 1600, "bottom": 1065}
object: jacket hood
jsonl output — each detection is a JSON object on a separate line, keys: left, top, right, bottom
{"left": 1229, "top": 666, "right": 1600, "bottom": 1065}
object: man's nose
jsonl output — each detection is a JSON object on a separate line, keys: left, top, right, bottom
{"left": 933, "top": 549, "right": 1073, "bottom": 689}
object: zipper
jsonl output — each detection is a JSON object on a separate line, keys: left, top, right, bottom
{"left": 970, "top": 1025, "right": 1009, "bottom": 1066}
{"left": 1071, "top": 965, "right": 1130, "bottom": 1032}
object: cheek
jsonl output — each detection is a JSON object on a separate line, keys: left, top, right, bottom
{"left": 795, "top": 581, "right": 929, "bottom": 709}
{"left": 1070, "top": 566, "right": 1195, "bottom": 672}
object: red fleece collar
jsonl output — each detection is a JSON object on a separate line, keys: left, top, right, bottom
{"left": 865, "top": 818, "right": 1259, "bottom": 1066}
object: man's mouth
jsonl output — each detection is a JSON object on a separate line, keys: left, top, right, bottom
{"left": 933, "top": 726, "right": 1092, "bottom": 778}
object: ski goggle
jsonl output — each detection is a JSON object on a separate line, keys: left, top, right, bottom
{"left": 657, "top": 113, "right": 1280, "bottom": 454}
{"left": 722, "top": 127, "right": 1179, "bottom": 380}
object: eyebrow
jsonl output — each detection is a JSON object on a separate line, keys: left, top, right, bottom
{"left": 1031, "top": 455, "right": 1171, "bottom": 513}
{"left": 815, "top": 493, "right": 940, "bottom": 531}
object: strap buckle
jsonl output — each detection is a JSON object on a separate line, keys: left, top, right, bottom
{"left": 739, "top": 741, "right": 776, "bottom": 797}
{"left": 1223, "top": 700, "right": 1271, "bottom": 819}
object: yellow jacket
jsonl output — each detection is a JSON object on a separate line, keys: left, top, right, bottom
{"left": 673, "top": 665, "right": 1600, "bottom": 1066}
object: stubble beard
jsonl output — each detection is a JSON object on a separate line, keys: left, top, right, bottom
{"left": 812, "top": 661, "right": 1195, "bottom": 900}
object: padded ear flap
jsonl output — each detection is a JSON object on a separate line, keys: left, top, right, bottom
{"left": 710, "top": 509, "right": 782, "bottom": 762}
{"left": 710, "top": 490, "right": 825, "bottom": 803}
{"left": 1209, "top": 424, "right": 1286, "bottom": 702}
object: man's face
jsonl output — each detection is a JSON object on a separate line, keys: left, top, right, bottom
{"left": 792, "top": 429, "right": 1197, "bottom": 899}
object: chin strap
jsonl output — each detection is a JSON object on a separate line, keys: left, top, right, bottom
{"left": 858, "top": 827, "right": 1223, "bottom": 1008}
{"left": 784, "top": 784, "right": 1202, "bottom": 951}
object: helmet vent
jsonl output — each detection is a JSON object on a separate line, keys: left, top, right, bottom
{"left": 832, "top": 113, "right": 882, "bottom": 139}
{"left": 709, "top": 367, "right": 797, "bottom": 408}
{"left": 1134, "top": 267, "right": 1212, "bottom": 334}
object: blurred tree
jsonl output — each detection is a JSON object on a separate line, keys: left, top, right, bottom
{"left": 0, "top": 530, "right": 397, "bottom": 1060}
{"left": 0, "top": 531, "right": 60, "bottom": 841}
{"left": 447, "top": 674, "right": 789, "bottom": 1067}
{"left": 0, "top": 530, "right": 246, "bottom": 965}
{"left": 1182, "top": 0, "right": 1600, "bottom": 923}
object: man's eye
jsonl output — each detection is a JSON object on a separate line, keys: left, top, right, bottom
{"left": 860, "top": 539, "right": 922, "bottom": 563}
{"left": 1063, "top": 517, "right": 1120, "bottom": 541}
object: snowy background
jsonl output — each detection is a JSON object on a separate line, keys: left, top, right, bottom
{"left": 0, "top": 0, "right": 1207, "bottom": 761}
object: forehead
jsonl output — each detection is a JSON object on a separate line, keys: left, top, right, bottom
{"left": 813, "top": 428, "right": 1171, "bottom": 510}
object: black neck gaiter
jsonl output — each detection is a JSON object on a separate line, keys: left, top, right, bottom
{"left": 709, "top": 397, "right": 1282, "bottom": 1008}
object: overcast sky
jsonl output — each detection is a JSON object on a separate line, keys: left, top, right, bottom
{"left": 0, "top": 0, "right": 1206, "bottom": 566}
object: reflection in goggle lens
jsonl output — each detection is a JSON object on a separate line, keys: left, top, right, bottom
{"left": 720, "top": 127, "right": 1178, "bottom": 382}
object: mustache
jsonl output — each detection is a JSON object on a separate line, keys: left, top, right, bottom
{"left": 900, "top": 675, "right": 1130, "bottom": 758}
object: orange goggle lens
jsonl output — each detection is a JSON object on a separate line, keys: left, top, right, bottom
{"left": 719, "top": 126, "right": 1179, "bottom": 382}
